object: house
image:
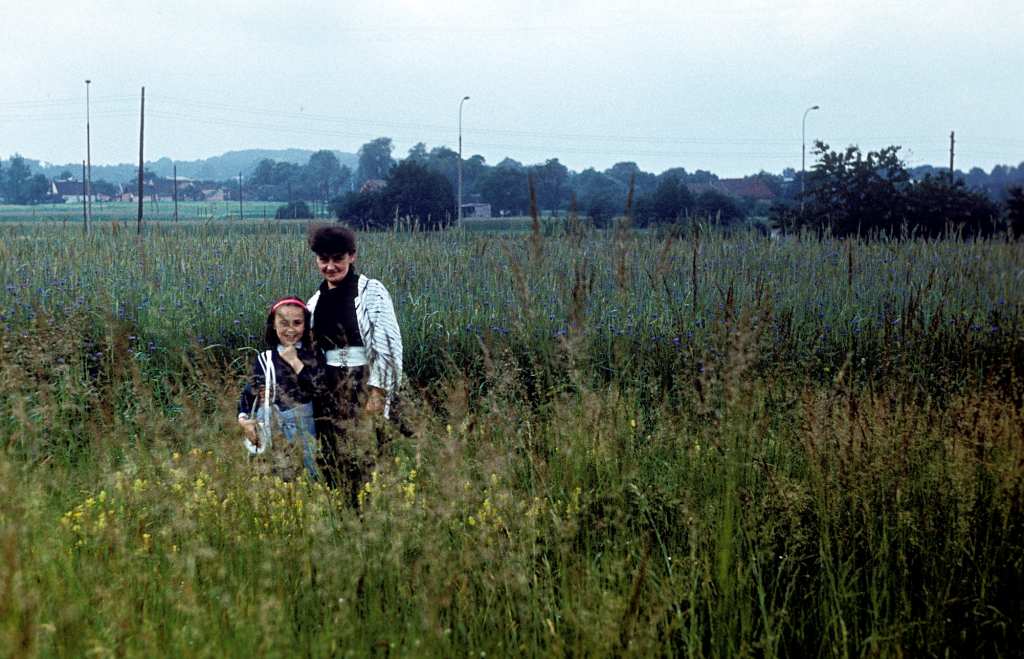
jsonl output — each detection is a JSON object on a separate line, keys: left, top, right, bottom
{"left": 460, "top": 203, "right": 492, "bottom": 218}
{"left": 688, "top": 178, "right": 777, "bottom": 201}
{"left": 50, "top": 180, "right": 95, "bottom": 203}
{"left": 120, "top": 177, "right": 201, "bottom": 202}
{"left": 360, "top": 179, "right": 387, "bottom": 194}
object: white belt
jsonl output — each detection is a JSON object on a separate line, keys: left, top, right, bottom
{"left": 324, "top": 347, "right": 368, "bottom": 368}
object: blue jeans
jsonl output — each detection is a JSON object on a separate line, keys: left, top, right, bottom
{"left": 257, "top": 402, "right": 318, "bottom": 479}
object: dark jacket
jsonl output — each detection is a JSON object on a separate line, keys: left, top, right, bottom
{"left": 238, "top": 344, "right": 326, "bottom": 416}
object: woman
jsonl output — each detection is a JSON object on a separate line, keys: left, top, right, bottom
{"left": 306, "top": 225, "right": 402, "bottom": 499}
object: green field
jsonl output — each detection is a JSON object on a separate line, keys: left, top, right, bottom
{"left": 0, "top": 202, "right": 565, "bottom": 231}
{"left": 0, "top": 200, "right": 306, "bottom": 223}
{"left": 1, "top": 221, "right": 1022, "bottom": 656}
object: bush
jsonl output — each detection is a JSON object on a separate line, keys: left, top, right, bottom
{"left": 1006, "top": 186, "right": 1024, "bottom": 237}
{"left": 275, "top": 201, "right": 312, "bottom": 219}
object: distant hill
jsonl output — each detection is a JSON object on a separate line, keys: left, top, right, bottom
{"left": 5, "top": 149, "right": 358, "bottom": 184}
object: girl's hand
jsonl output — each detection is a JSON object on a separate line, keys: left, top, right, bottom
{"left": 365, "top": 387, "right": 386, "bottom": 414}
{"left": 279, "top": 345, "right": 304, "bottom": 373}
{"left": 239, "top": 417, "right": 259, "bottom": 446}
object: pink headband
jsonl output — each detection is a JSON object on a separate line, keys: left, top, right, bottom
{"left": 270, "top": 297, "right": 307, "bottom": 315}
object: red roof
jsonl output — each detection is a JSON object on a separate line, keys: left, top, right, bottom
{"left": 716, "top": 178, "right": 776, "bottom": 200}
{"left": 687, "top": 178, "right": 776, "bottom": 200}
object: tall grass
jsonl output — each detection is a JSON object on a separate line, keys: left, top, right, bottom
{"left": 1, "top": 221, "right": 1022, "bottom": 656}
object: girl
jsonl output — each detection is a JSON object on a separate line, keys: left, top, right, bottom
{"left": 238, "top": 297, "right": 324, "bottom": 480}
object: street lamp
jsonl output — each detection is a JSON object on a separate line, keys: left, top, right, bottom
{"left": 85, "top": 79, "right": 92, "bottom": 232}
{"left": 457, "top": 95, "right": 470, "bottom": 225}
{"left": 801, "top": 104, "right": 820, "bottom": 216}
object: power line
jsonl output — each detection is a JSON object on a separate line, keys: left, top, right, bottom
{"left": 5, "top": 91, "right": 1024, "bottom": 151}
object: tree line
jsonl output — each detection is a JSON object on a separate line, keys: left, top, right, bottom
{"left": 772, "top": 142, "right": 1023, "bottom": 238}
{"left": 321, "top": 137, "right": 760, "bottom": 229}
{"left": 4, "top": 140, "right": 1023, "bottom": 238}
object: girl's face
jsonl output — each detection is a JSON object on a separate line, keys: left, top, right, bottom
{"left": 274, "top": 305, "right": 305, "bottom": 347}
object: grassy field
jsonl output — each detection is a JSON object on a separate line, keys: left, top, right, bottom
{"left": 0, "top": 200, "right": 301, "bottom": 223}
{"left": 1, "top": 221, "right": 1022, "bottom": 656}
{"left": 0, "top": 203, "right": 563, "bottom": 231}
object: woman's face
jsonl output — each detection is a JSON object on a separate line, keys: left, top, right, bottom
{"left": 316, "top": 252, "right": 356, "bottom": 287}
{"left": 274, "top": 305, "right": 305, "bottom": 347}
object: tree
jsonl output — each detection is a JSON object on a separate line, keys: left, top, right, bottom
{"left": 406, "top": 142, "right": 429, "bottom": 164}
{"left": 307, "top": 150, "right": 349, "bottom": 204}
{"left": 495, "top": 157, "right": 524, "bottom": 171}
{"left": 572, "top": 168, "right": 625, "bottom": 225}
{"left": 57, "top": 170, "right": 74, "bottom": 181}
{"left": 334, "top": 160, "right": 454, "bottom": 230}
{"left": 125, "top": 167, "right": 159, "bottom": 188}
{"left": 2, "top": 155, "right": 51, "bottom": 204}
{"left": 333, "top": 190, "right": 385, "bottom": 229}
{"left": 273, "top": 162, "right": 303, "bottom": 187}
{"left": 1006, "top": 186, "right": 1024, "bottom": 237}
{"left": 694, "top": 189, "right": 744, "bottom": 224}
{"left": 276, "top": 201, "right": 312, "bottom": 219}
{"left": 903, "top": 176, "right": 999, "bottom": 238}
{"left": 380, "top": 160, "right": 454, "bottom": 229}
{"left": 91, "top": 179, "right": 119, "bottom": 198}
{"left": 426, "top": 146, "right": 459, "bottom": 191}
{"left": 529, "top": 158, "right": 570, "bottom": 211}
{"left": 251, "top": 159, "right": 277, "bottom": 186}
{"left": 604, "top": 161, "right": 657, "bottom": 198}
{"left": 801, "top": 141, "right": 911, "bottom": 236}
{"left": 634, "top": 175, "right": 693, "bottom": 226}
{"left": 462, "top": 154, "right": 487, "bottom": 198}
{"left": 357, "top": 137, "right": 395, "bottom": 185}
{"left": 5, "top": 155, "right": 33, "bottom": 204}
{"left": 479, "top": 166, "right": 529, "bottom": 216}
{"left": 787, "top": 141, "right": 1005, "bottom": 239}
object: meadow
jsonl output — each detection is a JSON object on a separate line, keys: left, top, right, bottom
{"left": 0, "top": 219, "right": 1022, "bottom": 656}
{"left": 0, "top": 200, "right": 288, "bottom": 223}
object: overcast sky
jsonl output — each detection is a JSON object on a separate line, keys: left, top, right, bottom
{"left": 2, "top": 0, "right": 1021, "bottom": 177}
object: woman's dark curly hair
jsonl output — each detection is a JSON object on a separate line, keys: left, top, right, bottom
{"left": 308, "top": 224, "right": 357, "bottom": 256}
{"left": 264, "top": 297, "right": 313, "bottom": 348}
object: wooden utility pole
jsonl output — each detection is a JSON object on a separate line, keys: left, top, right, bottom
{"left": 238, "top": 172, "right": 243, "bottom": 221}
{"left": 949, "top": 131, "right": 956, "bottom": 182}
{"left": 81, "top": 160, "right": 88, "bottom": 234}
{"left": 136, "top": 86, "right": 145, "bottom": 235}
{"left": 85, "top": 80, "right": 92, "bottom": 234}
{"left": 173, "top": 164, "right": 179, "bottom": 222}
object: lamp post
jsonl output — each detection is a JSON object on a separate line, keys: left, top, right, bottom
{"left": 85, "top": 79, "right": 92, "bottom": 233}
{"left": 457, "top": 95, "right": 470, "bottom": 225}
{"left": 801, "top": 104, "right": 819, "bottom": 216}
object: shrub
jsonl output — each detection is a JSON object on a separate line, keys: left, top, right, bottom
{"left": 275, "top": 201, "right": 312, "bottom": 219}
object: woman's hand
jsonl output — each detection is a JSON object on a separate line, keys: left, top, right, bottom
{"left": 239, "top": 417, "right": 259, "bottom": 447}
{"left": 365, "top": 387, "right": 386, "bottom": 414}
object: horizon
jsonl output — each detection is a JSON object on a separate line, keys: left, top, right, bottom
{"left": 7, "top": 144, "right": 1022, "bottom": 182}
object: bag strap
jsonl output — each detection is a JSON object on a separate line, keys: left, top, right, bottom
{"left": 259, "top": 350, "right": 276, "bottom": 415}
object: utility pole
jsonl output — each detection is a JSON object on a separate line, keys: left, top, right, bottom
{"left": 238, "top": 172, "right": 243, "bottom": 220}
{"left": 801, "top": 104, "right": 820, "bottom": 218}
{"left": 173, "top": 164, "right": 179, "bottom": 222}
{"left": 458, "top": 95, "right": 470, "bottom": 226}
{"left": 137, "top": 86, "right": 145, "bottom": 235}
{"left": 81, "top": 160, "right": 88, "bottom": 234}
{"left": 949, "top": 131, "right": 956, "bottom": 182}
{"left": 85, "top": 79, "right": 92, "bottom": 233}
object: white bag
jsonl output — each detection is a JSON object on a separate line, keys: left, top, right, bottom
{"left": 244, "top": 350, "right": 277, "bottom": 455}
